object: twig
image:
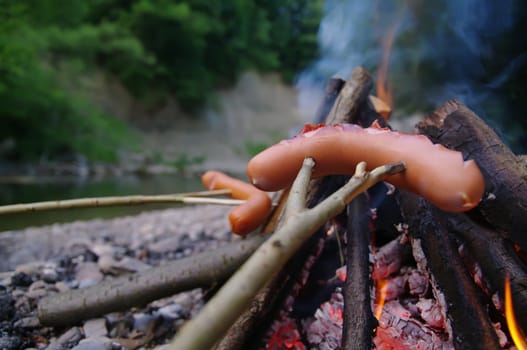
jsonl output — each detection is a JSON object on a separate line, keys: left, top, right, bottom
{"left": 0, "top": 189, "right": 235, "bottom": 215}
{"left": 37, "top": 233, "right": 265, "bottom": 327}
{"left": 169, "top": 158, "right": 405, "bottom": 350}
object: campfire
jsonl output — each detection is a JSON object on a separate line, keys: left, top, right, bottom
{"left": 195, "top": 68, "right": 527, "bottom": 349}
{"left": 27, "top": 67, "right": 527, "bottom": 349}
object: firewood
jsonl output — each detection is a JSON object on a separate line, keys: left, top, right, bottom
{"left": 369, "top": 95, "right": 392, "bottom": 121}
{"left": 326, "top": 67, "right": 373, "bottom": 124}
{"left": 417, "top": 99, "right": 527, "bottom": 251}
{"left": 314, "top": 77, "right": 345, "bottom": 123}
{"left": 446, "top": 213, "right": 527, "bottom": 329}
{"left": 341, "top": 193, "right": 376, "bottom": 350}
{"left": 37, "top": 234, "right": 266, "bottom": 327}
{"left": 397, "top": 192, "right": 502, "bottom": 350}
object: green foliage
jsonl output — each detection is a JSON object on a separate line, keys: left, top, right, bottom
{"left": 0, "top": 0, "right": 322, "bottom": 161}
{"left": 0, "top": 2, "right": 132, "bottom": 161}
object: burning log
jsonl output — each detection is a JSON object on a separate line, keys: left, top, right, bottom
{"left": 417, "top": 99, "right": 527, "bottom": 251}
{"left": 314, "top": 77, "right": 345, "bottom": 123}
{"left": 397, "top": 192, "right": 502, "bottom": 349}
{"left": 446, "top": 213, "right": 527, "bottom": 329}
{"left": 341, "top": 193, "right": 376, "bottom": 350}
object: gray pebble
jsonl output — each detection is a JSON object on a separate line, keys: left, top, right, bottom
{"left": 75, "top": 262, "right": 103, "bottom": 288}
{"left": 41, "top": 267, "right": 59, "bottom": 283}
{"left": 133, "top": 312, "right": 159, "bottom": 332}
{"left": 47, "top": 327, "right": 83, "bottom": 350}
{"left": 157, "top": 303, "right": 184, "bottom": 320}
{"left": 83, "top": 318, "right": 108, "bottom": 338}
{"left": 13, "top": 315, "right": 40, "bottom": 329}
{"left": 72, "top": 337, "right": 113, "bottom": 350}
{"left": 0, "top": 335, "right": 22, "bottom": 350}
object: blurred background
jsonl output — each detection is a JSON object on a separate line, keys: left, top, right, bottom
{"left": 1, "top": 0, "right": 525, "bottom": 229}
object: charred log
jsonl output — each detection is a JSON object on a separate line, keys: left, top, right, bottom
{"left": 398, "top": 192, "right": 502, "bottom": 350}
{"left": 314, "top": 78, "right": 345, "bottom": 124}
{"left": 417, "top": 99, "right": 527, "bottom": 250}
{"left": 326, "top": 67, "right": 373, "bottom": 124}
{"left": 446, "top": 213, "right": 527, "bottom": 329}
{"left": 342, "top": 193, "right": 376, "bottom": 350}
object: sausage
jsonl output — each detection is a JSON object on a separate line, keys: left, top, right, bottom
{"left": 247, "top": 123, "right": 485, "bottom": 212}
{"left": 202, "top": 171, "right": 272, "bottom": 235}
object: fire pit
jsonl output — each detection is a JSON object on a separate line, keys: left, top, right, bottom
{"left": 211, "top": 68, "right": 527, "bottom": 350}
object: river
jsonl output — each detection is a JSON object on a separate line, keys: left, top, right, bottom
{"left": 0, "top": 174, "right": 204, "bottom": 231}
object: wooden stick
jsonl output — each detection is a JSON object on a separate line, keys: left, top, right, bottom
{"left": 342, "top": 193, "right": 377, "bottom": 350}
{"left": 326, "top": 67, "right": 373, "bottom": 124}
{"left": 169, "top": 159, "right": 405, "bottom": 350}
{"left": 0, "top": 190, "right": 235, "bottom": 215}
{"left": 37, "top": 233, "right": 265, "bottom": 327}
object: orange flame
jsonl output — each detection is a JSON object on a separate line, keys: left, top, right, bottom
{"left": 375, "top": 5, "right": 405, "bottom": 119}
{"left": 374, "top": 279, "right": 388, "bottom": 320}
{"left": 505, "top": 276, "right": 527, "bottom": 349}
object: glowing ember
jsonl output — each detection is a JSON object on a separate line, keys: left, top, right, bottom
{"left": 505, "top": 276, "right": 527, "bottom": 350}
{"left": 267, "top": 317, "right": 305, "bottom": 350}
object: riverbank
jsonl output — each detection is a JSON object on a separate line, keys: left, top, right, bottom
{"left": 0, "top": 205, "right": 236, "bottom": 349}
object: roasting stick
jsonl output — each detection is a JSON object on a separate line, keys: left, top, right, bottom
{"left": 0, "top": 189, "right": 242, "bottom": 215}
{"left": 169, "top": 158, "right": 405, "bottom": 350}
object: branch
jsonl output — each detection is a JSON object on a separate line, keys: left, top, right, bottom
{"left": 168, "top": 158, "right": 405, "bottom": 350}
{"left": 0, "top": 189, "right": 236, "bottom": 215}
{"left": 37, "top": 233, "right": 265, "bottom": 327}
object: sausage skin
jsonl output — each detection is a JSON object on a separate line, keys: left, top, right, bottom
{"left": 246, "top": 123, "right": 485, "bottom": 212}
{"left": 202, "top": 171, "right": 272, "bottom": 235}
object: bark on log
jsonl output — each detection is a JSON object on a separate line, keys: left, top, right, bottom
{"left": 314, "top": 78, "right": 345, "bottom": 123}
{"left": 38, "top": 234, "right": 265, "bottom": 327}
{"left": 417, "top": 99, "right": 527, "bottom": 250}
{"left": 342, "top": 193, "right": 376, "bottom": 350}
{"left": 446, "top": 213, "right": 527, "bottom": 328}
{"left": 398, "top": 192, "right": 502, "bottom": 350}
{"left": 326, "top": 67, "right": 373, "bottom": 125}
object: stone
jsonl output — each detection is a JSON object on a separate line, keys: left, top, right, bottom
{"left": 13, "top": 316, "right": 40, "bottom": 329}
{"left": 47, "top": 327, "right": 83, "bottom": 350}
{"left": 72, "top": 337, "right": 114, "bottom": 350}
{"left": 0, "top": 336, "right": 22, "bottom": 350}
{"left": 10, "top": 272, "right": 33, "bottom": 287}
{"left": 75, "top": 262, "right": 103, "bottom": 288}
{"left": 0, "top": 287, "right": 15, "bottom": 321}
{"left": 83, "top": 318, "right": 108, "bottom": 338}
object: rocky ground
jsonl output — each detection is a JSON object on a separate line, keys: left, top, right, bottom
{"left": 0, "top": 205, "right": 234, "bottom": 349}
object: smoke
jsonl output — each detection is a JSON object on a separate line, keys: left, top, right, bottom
{"left": 296, "top": 0, "right": 526, "bottom": 151}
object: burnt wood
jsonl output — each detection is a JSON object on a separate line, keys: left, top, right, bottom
{"left": 446, "top": 213, "right": 527, "bottom": 329}
{"left": 342, "top": 193, "right": 376, "bottom": 350}
{"left": 314, "top": 77, "right": 345, "bottom": 124}
{"left": 398, "top": 192, "right": 502, "bottom": 350}
{"left": 417, "top": 99, "right": 527, "bottom": 250}
{"left": 326, "top": 67, "right": 373, "bottom": 124}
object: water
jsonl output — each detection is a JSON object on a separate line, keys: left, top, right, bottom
{"left": 0, "top": 174, "right": 204, "bottom": 231}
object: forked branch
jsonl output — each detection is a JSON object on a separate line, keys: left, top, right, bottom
{"left": 169, "top": 158, "right": 405, "bottom": 350}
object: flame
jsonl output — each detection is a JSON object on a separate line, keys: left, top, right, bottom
{"left": 375, "top": 5, "right": 405, "bottom": 118}
{"left": 374, "top": 279, "right": 388, "bottom": 320}
{"left": 505, "top": 276, "right": 527, "bottom": 349}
